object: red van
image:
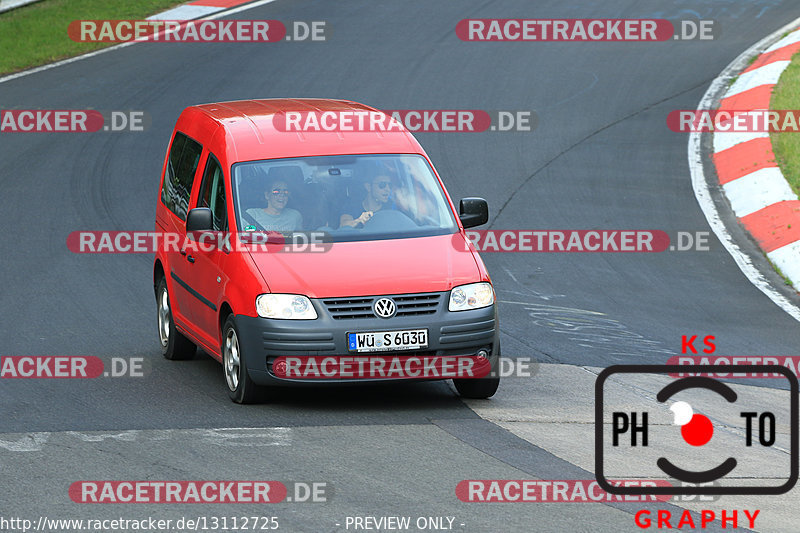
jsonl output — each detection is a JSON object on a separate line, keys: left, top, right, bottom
{"left": 154, "top": 99, "right": 499, "bottom": 403}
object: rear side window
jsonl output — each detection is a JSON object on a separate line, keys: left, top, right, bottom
{"left": 161, "top": 132, "right": 202, "bottom": 221}
{"left": 197, "top": 154, "right": 227, "bottom": 231}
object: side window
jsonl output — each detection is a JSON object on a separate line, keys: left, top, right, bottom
{"left": 161, "top": 132, "right": 202, "bottom": 221}
{"left": 197, "top": 154, "right": 227, "bottom": 231}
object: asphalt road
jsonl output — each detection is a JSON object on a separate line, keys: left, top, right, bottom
{"left": 2, "top": 1, "right": 800, "bottom": 531}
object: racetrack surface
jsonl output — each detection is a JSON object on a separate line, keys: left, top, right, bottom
{"left": 2, "top": 1, "right": 800, "bottom": 531}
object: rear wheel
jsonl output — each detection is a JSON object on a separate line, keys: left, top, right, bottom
{"left": 156, "top": 277, "right": 196, "bottom": 360}
{"left": 222, "top": 315, "right": 259, "bottom": 404}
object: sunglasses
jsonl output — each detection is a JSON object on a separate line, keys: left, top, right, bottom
{"left": 374, "top": 181, "right": 392, "bottom": 189}
{"left": 270, "top": 189, "right": 291, "bottom": 196}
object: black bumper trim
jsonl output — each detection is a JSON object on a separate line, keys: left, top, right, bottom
{"left": 171, "top": 271, "right": 217, "bottom": 311}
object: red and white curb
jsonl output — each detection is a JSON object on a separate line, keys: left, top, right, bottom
{"left": 690, "top": 17, "right": 800, "bottom": 322}
{"left": 712, "top": 28, "right": 800, "bottom": 289}
{"left": 147, "top": 0, "right": 255, "bottom": 21}
{"left": 0, "top": 0, "right": 255, "bottom": 17}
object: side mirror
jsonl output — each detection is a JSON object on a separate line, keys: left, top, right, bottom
{"left": 458, "top": 197, "right": 488, "bottom": 228}
{"left": 186, "top": 207, "right": 213, "bottom": 232}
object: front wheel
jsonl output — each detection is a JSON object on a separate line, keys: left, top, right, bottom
{"left": 453, "top": 374, "right": 500, "bottom": 399}
{"left": 156, "top": 277, "right": 196, "bottom": 360}
{"left": 222, "top": 315, "right": 260, "bottom": 404}
{"left": 453, "top": 343, "right": 500, "bottom": 399}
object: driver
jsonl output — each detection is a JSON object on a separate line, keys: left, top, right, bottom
{"left": 339, "top": 174, "right": 394, "bottom": 228}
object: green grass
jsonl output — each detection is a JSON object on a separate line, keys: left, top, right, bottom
{"left": 771, "top": 53, "right": 800, "bottom": 196}
{"left": 767, "top": 255, "right": 794, "bottom": 287}
{"left": 0, "top": 0, "right": 184, "bottom": 75}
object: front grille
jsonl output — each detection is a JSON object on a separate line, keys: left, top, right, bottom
{"left": 322, "top": 293, "right": 442, "bottom": 320}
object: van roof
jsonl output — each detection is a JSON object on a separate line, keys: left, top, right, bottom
{"left": 183, "top": 98, "right": 424, "bottom": 162}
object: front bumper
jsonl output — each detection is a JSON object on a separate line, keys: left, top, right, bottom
{"left": 235, "top": 293, "right": 498, "bottom": 386}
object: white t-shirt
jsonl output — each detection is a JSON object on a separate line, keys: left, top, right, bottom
{"left": 245, "top": 208, "right": 302, "bottom": 232}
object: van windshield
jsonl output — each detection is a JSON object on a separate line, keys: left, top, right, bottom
{"left": 232, "top": 154, "right": 458, "bottom": 242}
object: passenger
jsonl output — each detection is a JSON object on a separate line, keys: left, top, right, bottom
{"left": 246, "top": 179, "right": 302, "bottom": 231}
{"left": 339, "top": 174, "right": 394, "bottom": 228}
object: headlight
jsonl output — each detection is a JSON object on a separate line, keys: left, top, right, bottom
{"left": 256, "top": 294, "right": 318, "bottom": 319}
{"left": 449, "top": 282, "right": 494, "bottom": 311}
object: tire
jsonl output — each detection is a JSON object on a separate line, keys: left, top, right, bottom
{"left": 222, "top": 315, "right": 260, "bottom": 404}
{"left": 453, "top": 343, "right": 500, "bottom": 399}
{"left": 156, "top": 277, "right": 196, "bottom": 360}
{"left": 453, "top": 374, "right": 500, "bottom": 399}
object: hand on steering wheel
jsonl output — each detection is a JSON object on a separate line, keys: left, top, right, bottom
{"left": 356, "top": 211, "right": 374, "bottom": 226}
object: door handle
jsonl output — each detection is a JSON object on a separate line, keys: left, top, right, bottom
{"left": 180, "top": 249, "right": 187, "bottom": 256}
{"left": 187, "top": 255, "right": 195, "bottom": 263}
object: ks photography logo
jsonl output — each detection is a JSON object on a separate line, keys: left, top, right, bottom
{"left": 594, "top": 365, "right": 798, "bottom": 495}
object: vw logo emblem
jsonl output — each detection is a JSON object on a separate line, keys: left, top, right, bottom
{"left": 373, "top": 298, "right": 397, "bottom": 318}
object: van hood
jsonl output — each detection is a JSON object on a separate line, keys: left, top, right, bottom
{"left": 248, "top": 233, "right": 480, "bottom": 298}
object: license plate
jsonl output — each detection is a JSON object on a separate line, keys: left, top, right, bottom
{"left": 347, "top": 329, "right": 428, "bottom": 352}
